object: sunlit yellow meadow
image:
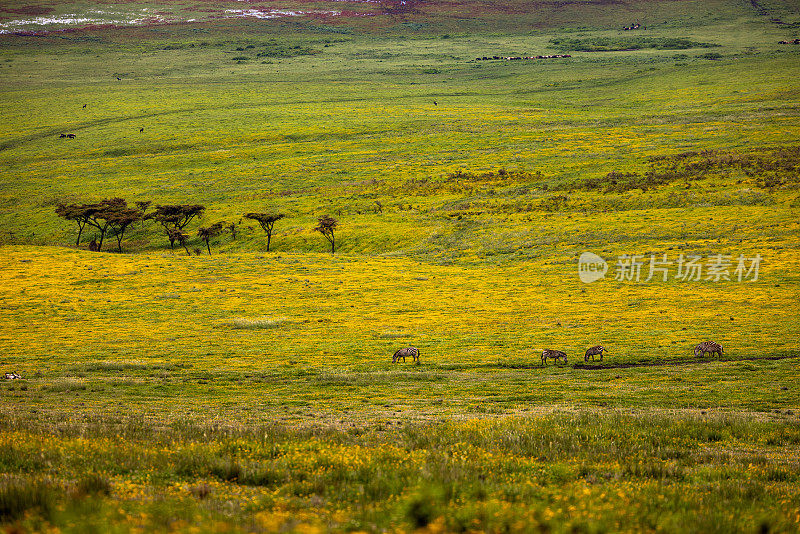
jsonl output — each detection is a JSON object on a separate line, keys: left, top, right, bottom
{"left": 2, "top": 0, "right": 800, "bottom": 531}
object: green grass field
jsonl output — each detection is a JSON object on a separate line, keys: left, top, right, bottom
{"left": 1, "top": 0, "right": 800, "bottom": 531}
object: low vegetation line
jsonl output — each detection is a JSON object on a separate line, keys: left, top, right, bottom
{"left": 573, "top": 352, "right": 800, "bottom": 370}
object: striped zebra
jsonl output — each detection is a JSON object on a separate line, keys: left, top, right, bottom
{"left": 392, "top": 347, "right": 420, "bottom": 363}
{"left": 541, "top": 349, "right": 567, "bottom": 365}
{"left": 584, "top": 345, "right": 608, "bottom": 362}
{"left": 694, "top": 341, "right": 724, "bottom": 358}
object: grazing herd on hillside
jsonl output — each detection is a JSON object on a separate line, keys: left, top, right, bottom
{"left": 475, "top": 54, "right": 571, "bottom": 61}
{"left": 391, "top": 341, "right": 724, "bottom": 366}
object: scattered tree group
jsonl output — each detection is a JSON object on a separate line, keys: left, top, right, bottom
{"left": 55, "top": 198, "right": 144, "bottom": 253}
{"left": 56, "top": 199, "right": 340, "bottom": 255}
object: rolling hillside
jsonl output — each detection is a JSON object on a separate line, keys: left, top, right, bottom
{"left": 1, "top": 1, "right": 799, "bottom": 532}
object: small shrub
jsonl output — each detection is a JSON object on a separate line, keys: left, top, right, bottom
{"left": 210, "top": 458, "right": 242, "bottom": 482}
{"left": 538, "top": 194, "right": 569, "bottom": 211}
{"left": 76, "top": 473, "right": 112, "bottom": 496}
{"left": 0, "top": 479, "right": 57, "bottom": 521}
{"left": 189, "top": 483, "right": 212, "bottom": 500}
{"left": 404, "top": 488, "right": 441, "bottom": 529}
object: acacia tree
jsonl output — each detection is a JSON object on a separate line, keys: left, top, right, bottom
{"left": 135, "top": 200, "right": 152, "bottom": 228}
{"left": 166, "top": 228, "right": 190, "bottom": 255}
{"left": 244, "top": 212, "right": 285, "bottom": 252}
{"left": 55, "top": 203, "right": 93, "bottom": 246}
{"left": 57, "top": 198, "right": 145, "bottom": 252}
{"left": 87, "top": 198, "right": 129, "bottom": 252}
{"left": 314, "top": 215, "right": 338, "bottom": 254}
{"left": 135, "top": 200, "right": 152, "bottom": 216}
{"left": 149, "top": 204, "right": 205, "bottom": 252}
{"left": 198, "top": 222, "right": 225, "bottom": 255}
{"left": 105, "top": 207, "right": 143, "bottom": 253}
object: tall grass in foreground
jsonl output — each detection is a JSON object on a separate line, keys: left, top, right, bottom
{"left": 1, "top": 411, "right": 798, "bottom": 533}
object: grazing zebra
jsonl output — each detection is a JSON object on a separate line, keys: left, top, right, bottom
{"left": 541, "top": 349, "right": 567, "bottom": 365}
{"left": 584, "top": 345, "right": 608, "bottom": 362}
{"left": 694, "top": 341, "right": 724, "bottom": 358}
{"left": 392, "top": 347, "right": 420, "bottom": 363}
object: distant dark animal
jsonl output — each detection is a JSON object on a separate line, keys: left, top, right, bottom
{"left": 88, "top": 238, "right": 99, "bottom": 252}
{"left": 59, "top": 133, "right": 66, "bottom": 138}
{"left": 779, "top": 40, "right": 789, "bottom": 44}
{"left": 694, "top": 341, "right": 724, "bottom": 358}
{"left": 66, "top": 133, "right": 76, "bottom": 139}
{"left": 433, "top": 101, "right": 437, "bottom": 106}
{"left": 584, "top": 345, "right": 608, "bottom": 362}
{"left": 542, "top": 349, "right": 567, "bottom": 365}
{"left": 116, "top": 76, "right": 121, "bottom": 80}
{"left": 392, "top": 347, "right": 420, "bottom": 363}
{"left": 140, "top": 127, "right": 144, "bottom": 133}
{"left": 82, "top": 104, "right": 86, "bottom": 108}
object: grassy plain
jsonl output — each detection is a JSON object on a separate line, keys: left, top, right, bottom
{"left": 1, "top": 0, "right": 800, "bottom": 532}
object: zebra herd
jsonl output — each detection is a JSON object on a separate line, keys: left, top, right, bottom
{"left": 391, "top": 341, "right": 724, "bottom": 366}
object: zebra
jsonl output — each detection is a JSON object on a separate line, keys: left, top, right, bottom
{"left": 541, "top": 349, "right": 567, "bottom": 365}
{"left": 392, "top": 347, "right": 420, "bottom": 363}
{"left": 694, "top": 341, "right": 724, "bottom": 358}
{"left": 584, "top": 345, "right": 608, "bottom": 362}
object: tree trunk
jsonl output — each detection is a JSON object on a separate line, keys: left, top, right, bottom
{"left": 97, "top": 226, "right": 107, "bottom": 251}
{"left": 76, "top": 221, "right": 85, "bottom": 246}
{"left": 265, "top": 221, "right": 274, "bottom": 252}
{"left": 206, "top": 240, "right": 211, "bottom": 255}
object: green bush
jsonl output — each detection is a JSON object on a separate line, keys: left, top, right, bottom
{"left": 549, "top": 37, "right": 717, "bottom": 52}
{"left": 0, "top": 479, "right": 58, "bottom": 521}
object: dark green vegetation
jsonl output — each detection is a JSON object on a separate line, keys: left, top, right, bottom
{"left": 1, "top": 410, "right": 799, "bottom": 533}
{"left": 1, "top": 0, "right": 799, "bottom": 531}
{"left": 548, "top": 37, "right": 717, "bottom": 52}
